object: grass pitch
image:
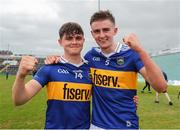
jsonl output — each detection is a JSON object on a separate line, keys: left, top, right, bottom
{"left": 0, "top": 75, "right": 180, "bottom": 129}
{"left": 0, "top": 75, "right": 46, "bottom": 129}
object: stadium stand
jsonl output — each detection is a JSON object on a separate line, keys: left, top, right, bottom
{"left": 0, "top": 54, "right": 45, "bottom": 75}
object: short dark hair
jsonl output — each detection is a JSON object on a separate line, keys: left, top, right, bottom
{"left": 90, "top": 10, "right": 115, "bottom": 25}
{"left": 59, "top": 22, "right": 84, "bottom": 39}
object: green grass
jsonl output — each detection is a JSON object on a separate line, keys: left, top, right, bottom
{"left": 0, "top": 75, "right": 180, "bottom": 129}
{"left": 0, "top": 75, "right": 46, "bottom": 129}
{"left": 138, "top": 82, "right": 180, "bottom": 129}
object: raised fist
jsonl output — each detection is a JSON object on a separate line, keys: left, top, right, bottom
{"left": 123, "top": 33, "right": 143, "bottom": 52}
{"left": 18, "top": 56, "right": 38, "bottom": 77}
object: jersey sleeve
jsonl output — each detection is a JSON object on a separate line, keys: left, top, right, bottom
{"left": 84, "top": 51, "right": 91, "bottom": 61}
{"left": 84, "top": 51, "right": 94, "bottom": 67}
{"left": 133, "top": 51, "right": 144, "bottom": 72}
{"left": 33, "top": 65, "right": 50, "bottom": 87}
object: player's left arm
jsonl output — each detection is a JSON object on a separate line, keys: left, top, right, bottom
{"left": 123, "top": 33, "right": 167, "bottom": 93}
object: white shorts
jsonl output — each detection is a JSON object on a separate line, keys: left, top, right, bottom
{"left": 90, "top": 124, "right": 105, "bottom": 130}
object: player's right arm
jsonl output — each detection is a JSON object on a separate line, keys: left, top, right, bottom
{"left": 12, "top": 56, "right": 42, "bottom": 106}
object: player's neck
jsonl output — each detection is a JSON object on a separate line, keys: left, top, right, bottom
{"left": 63, "top": 54, "right": 82, "bottom": 65}
{"left": 101, "top": 42, "right": 117, "bottom": 54}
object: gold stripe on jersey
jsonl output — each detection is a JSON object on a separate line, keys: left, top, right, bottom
{"left": 91, "top": 68, "right": 137, "bottom": 90}
{"left": 47, "top": 82, "right": 92, "bottom": 101}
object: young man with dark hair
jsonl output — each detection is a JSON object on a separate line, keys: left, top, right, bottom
{"left": 12, "top": 22, "right": 92, "bottom": 129}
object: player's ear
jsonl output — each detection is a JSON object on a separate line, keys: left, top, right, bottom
{"left": 58, "top": 39, "right": 62, "bottom": 46}
{"left": 114, "top": 27, "right": 118, "bottom": 35}
{"left": 90, "top": 30, "right": 95, "bottom": 38}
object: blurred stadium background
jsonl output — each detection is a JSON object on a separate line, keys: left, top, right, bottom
{"left": 0, "top": 50, "right": 45, "bottom": 76}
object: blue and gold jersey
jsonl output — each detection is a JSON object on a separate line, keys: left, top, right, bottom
{"left": 84, "top": 43, "right": 144, "bottom": 129}
{"left": 33, "top": 57, "right": 92, "bottom": 129}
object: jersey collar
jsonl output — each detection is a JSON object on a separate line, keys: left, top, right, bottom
{"left": 59, "top": 56, "right": 88, "bottom": 67}
{"left": 95, "top": 42, "right": 123, "bottom": 57}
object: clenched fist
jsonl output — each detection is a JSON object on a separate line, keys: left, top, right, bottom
{"left": 123, "top": 33, "right": 143, "bottom": 53}
{"left": 18, "top": 56, "right": 38, "bottom": 77}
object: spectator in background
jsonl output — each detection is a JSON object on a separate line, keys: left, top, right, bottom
{"left": 5, "top": 67, "right": 9, "bottom": 80}
{"left": 141, "top": 80, "right": 152, "bottom": 93}
{"left": 155, "top": 71, "right": 173, "bottom": 105}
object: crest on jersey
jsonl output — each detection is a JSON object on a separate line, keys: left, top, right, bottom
{"left": 117, "top": 57, "right": 124, "bottom": 66}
